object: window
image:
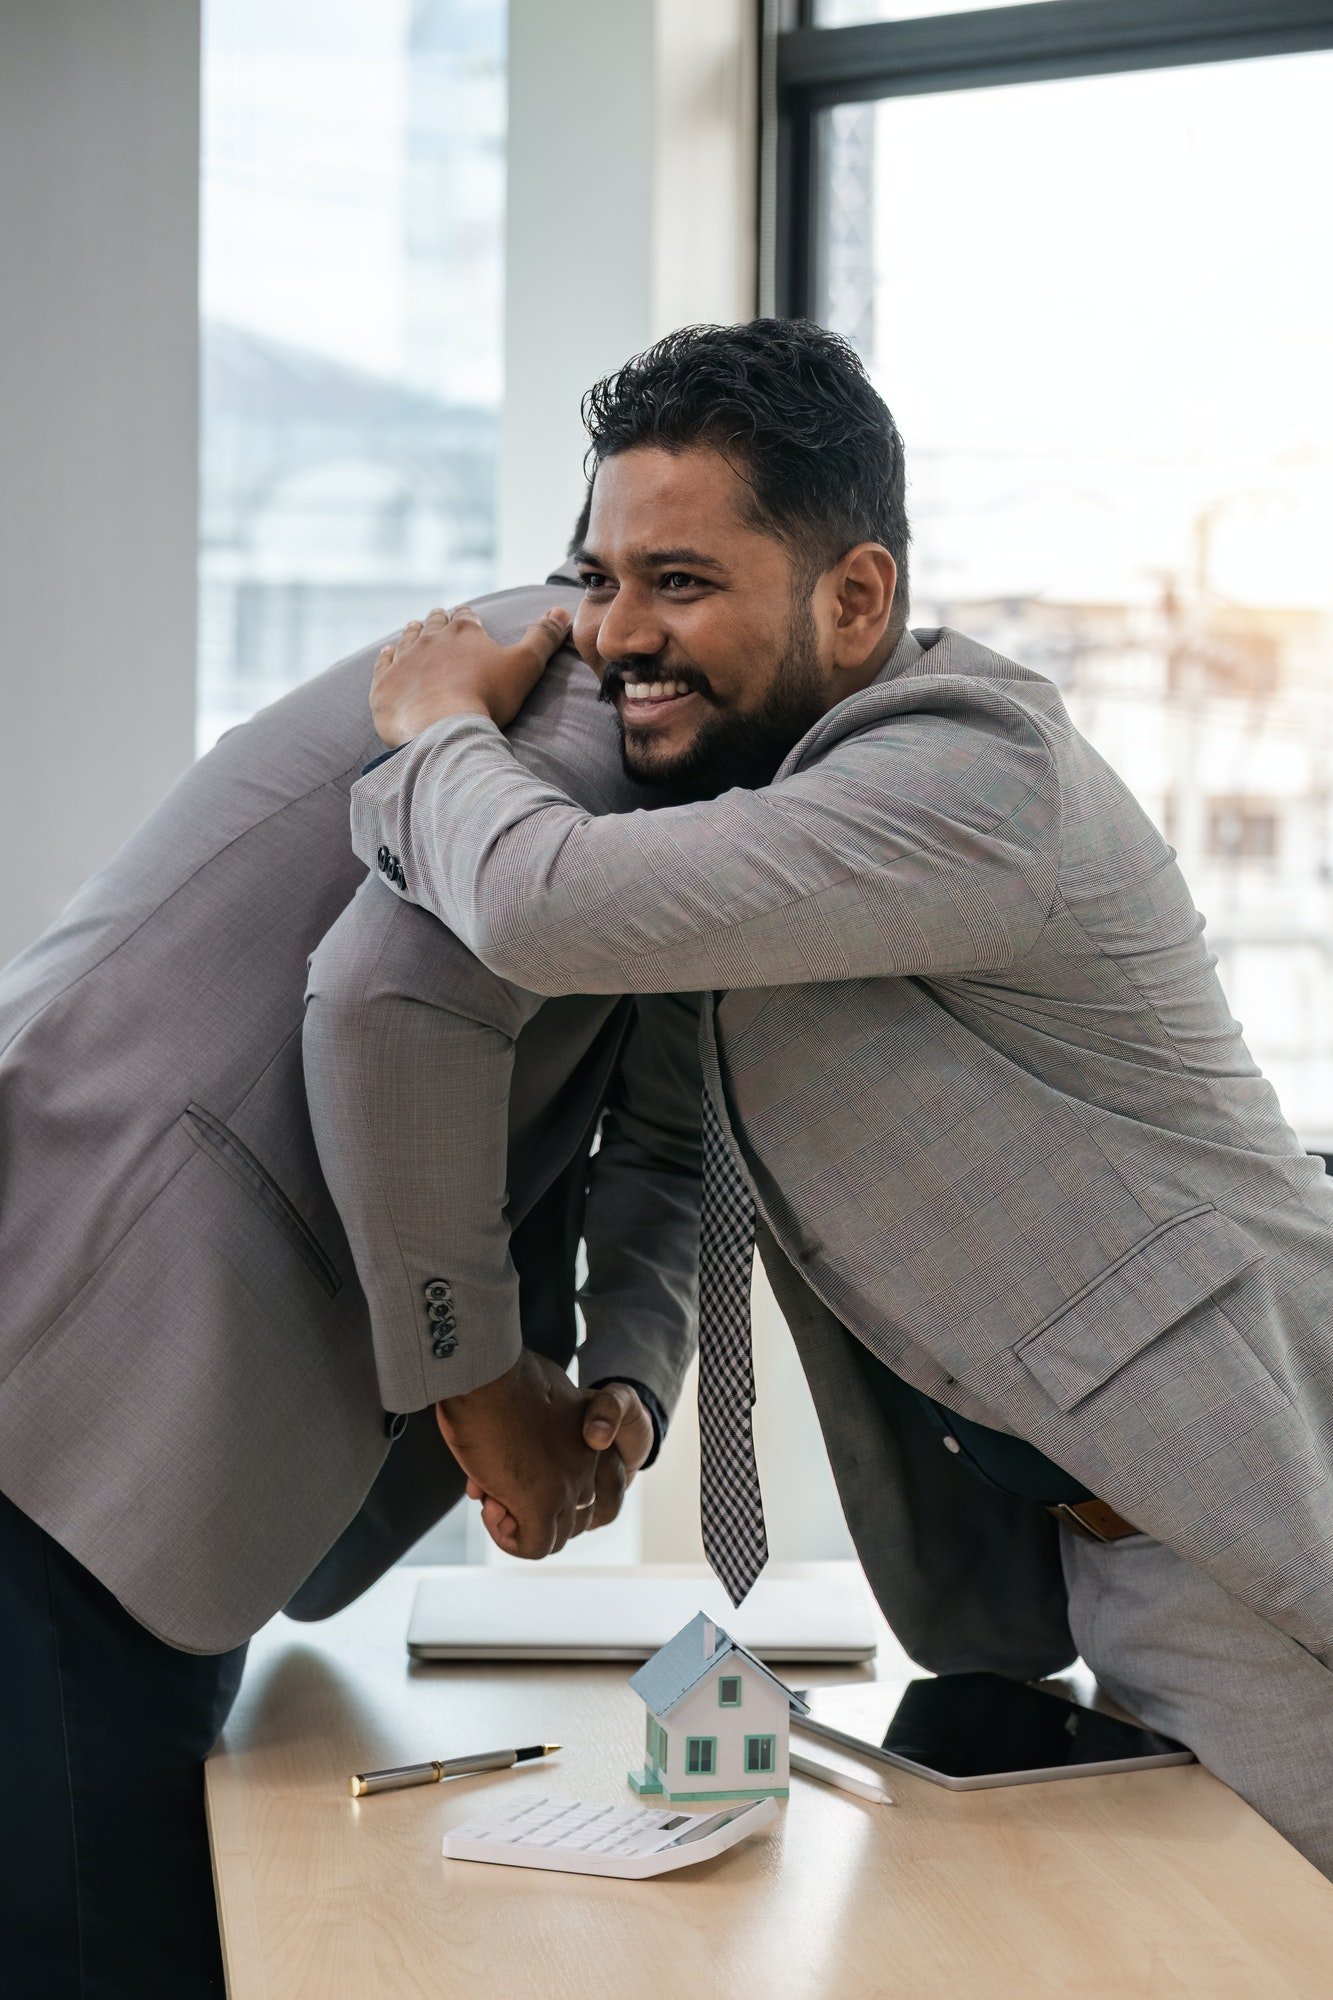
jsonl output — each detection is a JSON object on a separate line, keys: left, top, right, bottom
{"left": 199, "top": 0, "right": 506, "bottom": 754}
{"left": 685, "top": 1737, "right": 718, "bottom": 1777}
{"left": 774, "top": 1, "right": 1333, "bottom": 1142}
{"left": 718, "top": 1676, "right": 743, "bottom": 1707}
{"left": 745, "top": 1735, "right": 777, "bottom": 1775}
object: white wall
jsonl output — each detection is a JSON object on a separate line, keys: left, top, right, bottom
{"left": 500, "top": 0, "right": 759, "bottom": 583}
{"left": 0, "top": 1, "right": 200, "bottom": 965}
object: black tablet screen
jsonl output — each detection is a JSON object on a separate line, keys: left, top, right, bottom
{"left": 797, "top": 1673, "right": 1189, "bottom": 1779}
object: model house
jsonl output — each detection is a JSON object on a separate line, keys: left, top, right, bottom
{"left": 628, "top": 1612, "right": 809, "bottom": 1802}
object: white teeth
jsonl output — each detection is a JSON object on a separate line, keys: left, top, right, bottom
{"left": 620, "top": 678, "right": 693, "bottom": 702}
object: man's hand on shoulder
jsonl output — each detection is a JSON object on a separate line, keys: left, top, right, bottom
{"left": 371, "top": 603, "right": 573, "bottom": 747}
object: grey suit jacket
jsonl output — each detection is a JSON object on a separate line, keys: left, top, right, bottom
{"left": 0, "top": 578, "right": 700, "bottom": 1654}
{"left": 350, "top": 622, "right": 1333, "bottom": 1668}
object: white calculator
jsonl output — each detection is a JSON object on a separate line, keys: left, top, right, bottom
{"left": 441, "top": 1794, "right": 778, "bottom": 1879}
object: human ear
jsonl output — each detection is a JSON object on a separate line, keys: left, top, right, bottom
{"left": 829, "top": 543, "right": 898, "bottom": 672}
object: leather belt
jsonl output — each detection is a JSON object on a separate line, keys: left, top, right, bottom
{"left": 1048, "top": 1497, "right": 1140, "bottom": 1542}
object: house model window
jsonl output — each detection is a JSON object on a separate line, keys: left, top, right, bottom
{"left": 628, "top": 1611, "right": 809, "bottom": 1804}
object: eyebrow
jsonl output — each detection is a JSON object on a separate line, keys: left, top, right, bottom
{"left": 573, "top": 545, "right": 731, "bottom": 577}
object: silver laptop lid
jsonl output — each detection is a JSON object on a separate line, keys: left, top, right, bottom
{"left": 406, "top": 1566, "right": 878, "bottom": 1664}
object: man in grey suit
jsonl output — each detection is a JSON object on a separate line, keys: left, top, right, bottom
{"left": 0, "top": 566, "right": 702, "bottom": 1996}
{"left": 355, "top": 318, "right": 1333, "bottom": 1877}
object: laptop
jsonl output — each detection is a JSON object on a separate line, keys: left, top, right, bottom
{"left": 406, "top": 1565, "right": 878, "bottom": 1664}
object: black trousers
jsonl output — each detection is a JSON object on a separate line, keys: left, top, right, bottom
{"left": 0, "top": 1487, "right": 247, "bottom": 1999}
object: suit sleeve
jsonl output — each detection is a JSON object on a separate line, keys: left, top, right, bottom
{"left": 576, "top": 991, "right": 703, "bottom": 1424}
{"left": 304, "top": 873, "right": 542, "bottom": 1410}
{"left": 305, "top": 630, "right": 656, "bottom": 1411}
{"left": 348, "top": 691, "right": 1061, "bottom": 996}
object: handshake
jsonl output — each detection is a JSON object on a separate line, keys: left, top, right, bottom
{"left": 435, "top": 1349, "right": 654, "bottom": 1559}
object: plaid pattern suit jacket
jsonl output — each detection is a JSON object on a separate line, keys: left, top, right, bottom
{"left": 352, "top": 623, "right": 1333, "bottom": 1670}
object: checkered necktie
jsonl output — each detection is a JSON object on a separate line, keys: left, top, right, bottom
{"left": 698, "top": 1084, "right": 768, "bottom": 1606}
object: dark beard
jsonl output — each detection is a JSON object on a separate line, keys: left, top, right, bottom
{"left": 613, "top": 599, "right": 826, "bottom": 801}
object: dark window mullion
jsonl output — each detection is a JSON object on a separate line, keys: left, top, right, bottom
{"left": 779, "top": 0, "right": 1333, "bottom": 107}
{"left": 775, "top": 93, "right": 826, "bottom": 320}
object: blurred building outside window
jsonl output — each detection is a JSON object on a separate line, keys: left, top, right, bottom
{"left": 813, "top": 43, "right": 1333, "bottom": 1144}
{"left": 199, "top": 0, "right": 505, "bottom": 754}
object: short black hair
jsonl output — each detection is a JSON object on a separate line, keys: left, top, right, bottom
{"left": 581, "top": 317, "right": 910, "bottom": 635}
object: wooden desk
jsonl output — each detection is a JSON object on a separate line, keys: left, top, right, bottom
{"left": 207, "top": 1564, "right": 1332, "bottom": 1999}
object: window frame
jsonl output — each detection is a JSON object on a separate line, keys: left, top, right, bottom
{"left": 685, "top": 1735, "right": 719, "bottom": 1777}
{"left": 744, "top": 1733, "right": 778, "bottom": 1775}
{"left": 718, "top": 1674, "right": 744, "bottom": 1708}
{"left": 765, "top": 0, "right": 1333, "bottom": 319}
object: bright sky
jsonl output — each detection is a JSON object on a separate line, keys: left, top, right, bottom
{"left": 861, "top": 50, "right": 1333, "bottom": 607}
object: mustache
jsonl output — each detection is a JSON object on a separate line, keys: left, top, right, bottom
{"left": 597, "top": 660, "right": 718, "bottom": 706}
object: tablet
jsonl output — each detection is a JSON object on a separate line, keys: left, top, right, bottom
{"left": 792, "top": 1672, "right": 1194, "bottom": 1790}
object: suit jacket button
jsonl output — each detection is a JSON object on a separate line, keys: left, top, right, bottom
{"left": 377, "top": 845, "right": 391, "bottom": 873}
{"left": 433, "top": 1336, "right": 458, "bottom": 1359}
{"left": 424, "top": 1280, "right": 452, "bottom": 1305}
{"left": 384, "top": 1411, "right": 408, "bottom": 1441}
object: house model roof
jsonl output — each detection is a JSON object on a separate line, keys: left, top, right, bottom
{"left": 628, "top": 1611, "right": 811, "bottom": 1720}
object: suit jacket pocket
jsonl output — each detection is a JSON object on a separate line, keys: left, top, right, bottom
{"left": 1013, "top": 1204, "right": 1264, "bottom": 1409}
{"left": 183, "top": 1102, "right": 341, "bottom": 1298}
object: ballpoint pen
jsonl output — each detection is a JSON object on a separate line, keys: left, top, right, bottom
{"left": 349, "top": 1742, "right": 560, "bottom": 1798}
